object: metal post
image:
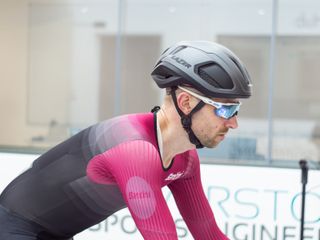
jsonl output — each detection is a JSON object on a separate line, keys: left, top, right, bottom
{"left": 267, "top": 0, "right": 278, "bottom": 164}
{"left": 114, "top": 0, "right": 125, "bottom": 116}
{"left": 299, "top": 159, "right": 308, "bottom": 240}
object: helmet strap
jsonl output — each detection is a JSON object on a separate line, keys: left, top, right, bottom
{"left": 170, "top": 87, "right": 205, "bottom": 149}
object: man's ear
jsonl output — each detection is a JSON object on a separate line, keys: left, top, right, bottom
{"left": 176, "top": 92, "right": 194, "bottom": 115}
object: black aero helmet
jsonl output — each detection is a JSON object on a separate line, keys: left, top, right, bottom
{"left": 151, "top": 41, "right": 252, "bottom": 98}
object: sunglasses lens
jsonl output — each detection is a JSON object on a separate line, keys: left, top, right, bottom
{"left": 215, "top": 105, "right": 240, "bottom": 119}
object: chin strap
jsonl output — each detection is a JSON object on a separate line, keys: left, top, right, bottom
{"left": 170, "top": 87, "right": 205, "bottom": 149}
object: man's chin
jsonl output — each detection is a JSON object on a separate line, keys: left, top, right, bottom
{"left": 203, "top": 141, "right": 220, "bottom": 149}
{"left": 204, "top": 137, "right": 226, "bottom": 148}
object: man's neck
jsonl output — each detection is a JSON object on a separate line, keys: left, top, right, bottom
{"left": 156, "top": 106, "right": 195, "bottom": 168}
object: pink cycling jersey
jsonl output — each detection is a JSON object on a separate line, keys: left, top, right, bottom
{"left": 87, "top": 112, "right": 228, "bottom": 239}
{"left": 0, "top": 112, "right": 228, "bottom": 239}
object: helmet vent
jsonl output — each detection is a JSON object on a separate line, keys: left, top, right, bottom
{"left": 171, "top": 46, "right": 187, "bottom": 55}
{"left": 228, "top": 55, "right": 250, "bottom": 84}
{"left": 198, "top": 63, "right": 234, "bottom": 89}
{"left": 153, "top": 65, "right": 174, "bottom": 79}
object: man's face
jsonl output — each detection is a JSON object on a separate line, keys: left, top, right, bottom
{"left": 191, "top": 98, "right": 239, "bottom": 148}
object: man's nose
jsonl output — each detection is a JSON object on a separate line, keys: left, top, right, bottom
{"left": 225, "top": 116, "right": 238, "bottom": 129}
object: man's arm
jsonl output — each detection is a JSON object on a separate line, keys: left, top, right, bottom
{"left": 168, "top": 151, "right": 229, "bottom": 240}
{"left": 87, "top": 140, "right": 178, "bottom": 239}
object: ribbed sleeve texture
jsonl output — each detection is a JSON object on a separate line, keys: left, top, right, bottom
{"left": 87, "top": 141, "right": 228, "bottom": 239}
{"left": 88, "top": 140, "right": 178, "bottom": 239}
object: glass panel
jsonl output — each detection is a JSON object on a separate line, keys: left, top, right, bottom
{"left": 212, "top": 0, "right": 273, "bottom": 164}
{"left": 273, "top": 0, "right": 320, "bottom": 168}
{"left": 0, "top": 0, "right": 119, "bottom": 150}
{"left": 214, "top": 36, "right": 272, "bottom": 164}
{"left": 117, "top": 0, "right": 273, "bottom": 165}
{"left": 2, "top": 0, "right": 318, "bottom": 169}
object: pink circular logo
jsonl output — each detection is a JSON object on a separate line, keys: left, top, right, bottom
{"left": 126, "top": 176, "right": 156, "bottom": 219}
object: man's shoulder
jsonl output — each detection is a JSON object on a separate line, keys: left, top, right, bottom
{"left": 88, "top": 112, "right": 156, "bottom": 152}
{"left": 99, "top": 112, "right": 154, "bottom": 136}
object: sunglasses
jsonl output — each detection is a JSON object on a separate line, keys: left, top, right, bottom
{"left": 178, "top": 86, "right": 241, "bottom": 120}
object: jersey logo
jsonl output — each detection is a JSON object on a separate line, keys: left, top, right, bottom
{"left": 165, "top": 171, "right": 184, "bottom": 181}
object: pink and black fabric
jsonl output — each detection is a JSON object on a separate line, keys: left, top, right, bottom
{"left": 0, "top": 113, "right": 228, "bottom": 239}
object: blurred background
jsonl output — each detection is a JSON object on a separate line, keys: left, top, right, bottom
{"left": 1, "top": 0, "right": 319, "bottom": 168}
{"left": 1, "top": 0, "right": 320, "bottom": 239}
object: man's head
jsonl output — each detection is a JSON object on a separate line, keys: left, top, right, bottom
{"left": 151, "top": 41, "right": 252, "bottom": 148}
